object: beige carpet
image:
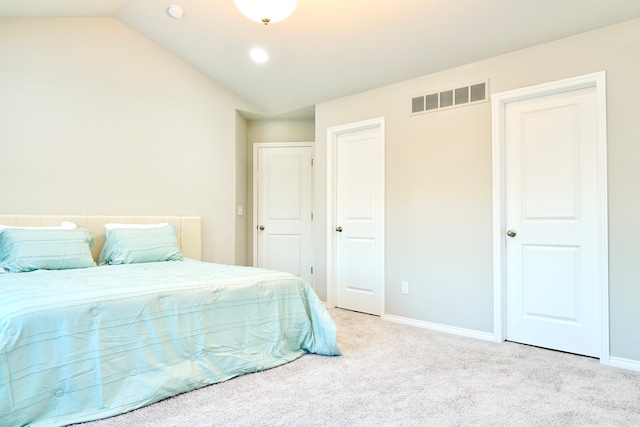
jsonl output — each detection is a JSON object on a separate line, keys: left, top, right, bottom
{"left": 81, "top": 308, "right": 640, "bottom": 426}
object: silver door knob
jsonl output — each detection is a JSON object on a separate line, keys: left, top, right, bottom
{"left": 259, "top": 225, "right": 265, "bottom": 231}
{"left": 506, "top": 229, "right": 517, "bottom": 238}
{"left": 336, "top": 226, "right": 343, "bottom": 232}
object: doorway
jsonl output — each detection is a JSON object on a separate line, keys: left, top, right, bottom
{"left": 327, "top": 118, "right": 385, "bottom": 315}
{"left": 492, "top": 72, "right": 609, "bottom": 362}
{"left": 253, "top": 143, "right": 314, "bottom": 288}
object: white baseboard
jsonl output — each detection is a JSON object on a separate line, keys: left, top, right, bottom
{"left": 382, "top": 314, "right": 496, "bottom": 342}
{"left": 336, "top": 309, "right": 640, "bottom": 372}
{"left": 609, "top": 356, "right": 640, "bottom": 372}
{"left": 382, "top": 315, "right": 640, "bottom": 372}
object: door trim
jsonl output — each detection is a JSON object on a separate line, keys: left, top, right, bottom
{"left": 326, "top": 117, "right": 385, "bottom": 313}
{"left": 491, "top": 72, "right": 609, "bottom": 364}
{"left": 252, "top": 142, "right": 315, "bottom": 285}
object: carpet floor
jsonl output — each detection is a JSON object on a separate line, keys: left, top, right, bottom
{"left": 80, "top": 308, "right": 640, "bottom": 426}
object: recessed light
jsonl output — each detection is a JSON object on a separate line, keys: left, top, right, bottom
{"left": 250, "top": 48, "right": 269, "bottom": 63}
{"left": 166, "top": 5, "right": 184, "bottom": 19}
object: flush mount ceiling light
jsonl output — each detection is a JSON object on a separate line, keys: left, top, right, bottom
{"left": 166, "top": 4, "right": 184, "bottom": 19}
{"left": 234, "top": 0, "right": 297, "bottom": 25}
{"left": 250, "top": 48, "right": 269, "bottom": 63}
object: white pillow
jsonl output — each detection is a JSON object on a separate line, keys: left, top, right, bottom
{"left": 104, "top": 222, "right": 170, "bottom": 236}
{"left": 0, "top": 221, "right": 77, "bottom": 230}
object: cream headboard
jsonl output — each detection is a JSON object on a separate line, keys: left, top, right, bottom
{"left": 0, "top": 215, "right": 202, "bottom": 262}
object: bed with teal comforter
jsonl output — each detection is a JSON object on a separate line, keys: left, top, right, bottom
{"left": 0, "top": 260, "right": 341, "bottom": 426}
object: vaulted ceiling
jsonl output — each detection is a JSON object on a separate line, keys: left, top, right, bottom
{"left": 3, "top": 0, "right": 640, "bottom": 117}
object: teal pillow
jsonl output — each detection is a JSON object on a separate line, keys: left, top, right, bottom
{"left": 0, "top": 228, "right": 96, "bottom": 273}
{"left": 98, "top": 225, "right": 184, "bottom": 265}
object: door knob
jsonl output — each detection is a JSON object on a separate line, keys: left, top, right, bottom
{"left": 336, "top": 226, "right": 343, "bottom": 232}
{"left": 506, "top": 229, "right": 517, "bottom": 238}
{"left": 259, "top": 225, "right": 265, "bottom": 231}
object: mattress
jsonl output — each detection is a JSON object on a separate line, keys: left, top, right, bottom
{"left": 0, "top": 260, "right": 341, "bottom": 426}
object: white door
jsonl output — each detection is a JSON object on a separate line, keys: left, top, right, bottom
{"left": 255, "top": 145, "right": 314, "bottom": 287}
{"left": 333, "top": 122, "right": 384, "bottom": 315}
{"left": 504, "top": 86, "right": 601, "bottom": 357}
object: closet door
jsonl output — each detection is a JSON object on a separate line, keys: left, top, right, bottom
{"left": 255, "top": 144, "right": 314, "bottom": 287}
{"left": 328, "top": 118, "right": 385, "bottom": 315}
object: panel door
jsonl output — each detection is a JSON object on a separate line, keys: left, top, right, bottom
{"left": 256, "top": 146, "right": 313, "bottom": 287}
{"left": 335, "top": 126, "right": 384, "bottom": 315}
{"left": 505, "top": 86, "right": 601, "bottom": 357}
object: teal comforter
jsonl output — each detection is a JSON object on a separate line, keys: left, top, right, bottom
{"left": 0, "top": 260, "right": 341, "bottom": 426}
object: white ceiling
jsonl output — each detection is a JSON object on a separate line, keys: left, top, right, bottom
{"left": 3, "top": 0, "right": 640, "bottom": 118}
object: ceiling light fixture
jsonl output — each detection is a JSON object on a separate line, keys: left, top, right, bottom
{"left": 166, "top": 4, "right": 184, "bottom": 19}
{"left": 250, "top": 48, "right": 269, "bottom": 63}
{"left": 234, "top": 0, "right": 297, "bottom": 25}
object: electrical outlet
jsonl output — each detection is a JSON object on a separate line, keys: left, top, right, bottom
{"left": 401, "top": 281, "right": 409, "bottom": 295}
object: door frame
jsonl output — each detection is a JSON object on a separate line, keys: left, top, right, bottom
{"left": 326, "top": 117, "right": 385, "bottom": 312}
{"left": 252, "top": 142, "right": 315, "bottom": 286}
{"left": 491, "top": 72, "right": 609, "bottom": 364}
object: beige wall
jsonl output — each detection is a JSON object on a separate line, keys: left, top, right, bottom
{"left": 244, "top": 119, "right": 315, "bottom": 265}
{"left": 235, "top": 111, "right": 249, "bottom": 266}
{"left": 247, "top": 119, "right": 315, "bottom": 144}
{"left": 316, "top": 18, "right": 640, "bottom": 361}
{"left": 0, "top": 17, "right": 253, "bottom": 264}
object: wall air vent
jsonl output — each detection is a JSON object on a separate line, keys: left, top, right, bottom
{"left": 411, "top": 80, "right": 489, "bottom": 115}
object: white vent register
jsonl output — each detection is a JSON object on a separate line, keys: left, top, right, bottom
{"left": 411, "top": 80, "right": 488, "bottom": 115}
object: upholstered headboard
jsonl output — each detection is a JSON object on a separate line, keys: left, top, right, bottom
{"left": 0, "top": 215, "right": 201, "bottom": 262}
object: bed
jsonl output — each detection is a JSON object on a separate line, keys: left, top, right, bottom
{"left": 0, "top": 215, "right": 341, "bottom": 426}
